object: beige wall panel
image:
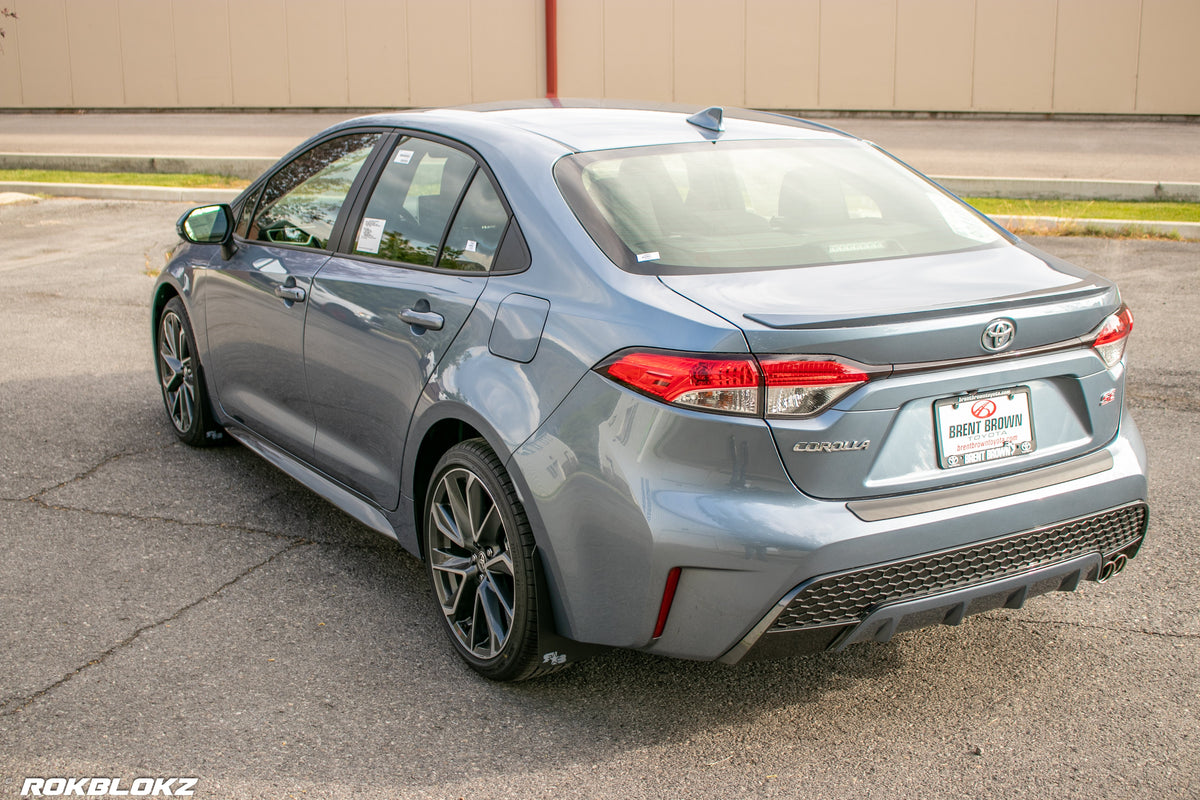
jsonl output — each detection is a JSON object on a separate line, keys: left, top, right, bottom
{"left": 17, "top": 0, "right": 72, "bottom": 106}
{"left": 346, "top": 0, "right": 410, "bottom": 107}
{"left": 173, "top": 0, "right": 233, "bottom": 106}
{"left": 0, "top": 1, "right": 25, "bottom": 106}
{"left": 674, "top": 0, "right": 745, "bottom": 106}
{"left": 973, "top": 0, "right": 1055, "bottom": 111}
{"left": 894, "top": 0, "right": 974, "bottom": 111}
{"left": 819, "top": 0, "right": 897, "bottom": 109}
{"left": 288, "top": 0, "right": 349, "bottom": 106}
{"left": 67, "top": 0, "right": 125, "bottom": 106}
{"left": 603, "top": 0, "right": 673, "bottom": 102}
{"left": 1136, "top": 0, "right": 1200, "bottom": 114}
{"left": 408, "top": 0, "right": 472, "bottom": 106}
{"left": 228, "top": 0, "right": 289, "bottom": 107}
{"left": 118, "top": 0, "right": 179, "bottom": 107}
{"left": 745, "top": 0, "right": 819, "bottom": 109}
{"left": 557, "top": 0, "right": 604, "bottom": 97}
{"left": 1053, "top": 0, "right": 1139, "bottom": 112}
{"left": 471, "top": 0, "right": 538, "bottom": 102}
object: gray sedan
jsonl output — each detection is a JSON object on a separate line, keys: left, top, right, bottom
{"left": 154, "top": 101, "right": 1148, "bottom": 681}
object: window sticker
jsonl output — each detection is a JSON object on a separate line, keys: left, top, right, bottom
{"left": 394, "top": 149, "right": 415, "bottom": 165}
{"left": 465, "top": 239, "right": 478, "bottom": 252}
{"left": 356, "top": 217, "right": 386, "bottom": 254}
{"left": 636, "top": 251, "right": 661, "bottom": 262}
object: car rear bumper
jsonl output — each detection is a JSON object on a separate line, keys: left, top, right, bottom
{"left": 510, "top": 375, "right": 1149, "bottom": 661}
{"left": 719, "top": 502, "right": 1146, "bottom": 664}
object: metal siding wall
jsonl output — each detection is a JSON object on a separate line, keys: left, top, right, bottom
{"left": 346, "top": 0, "right": 411, "bottom": 107}
{"left": 1136, "top": 0, "right": 1200, "bottom": 114}
{"left": 744, "top": 0, "right": 819, "bottom": 109}
{"left": 118, "top": 0, "right": 179, "bottom": 107}
{"left": 894, "top": 0, "right": 975, "bottom": 111}
{"left": 0, "top": 0, "right": 1195, "bottom": 113}
{"left": 972, "top": 0, "right": 1058, "bottom": 112}
{"left": 818, "top": 0, "right": 897, "bottom": 110}
{"left": 674, "top": 0, "right": 746, "bottom": 107}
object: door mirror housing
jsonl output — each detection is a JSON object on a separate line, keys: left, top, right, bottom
{"left": 177, "top": 204, "right": 236, "bottom": 258}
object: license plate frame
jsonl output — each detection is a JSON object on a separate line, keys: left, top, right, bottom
{"left": 934, "top": 387, "right": 1036, "bottom": 469}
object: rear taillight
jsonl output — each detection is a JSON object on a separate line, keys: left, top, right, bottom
{"left": 598, "top": 350, "right": 879, "bottom": 418}
{"left": 760, "top": 358, "right": 872, "bottom": 417}
{"left": 1093, "top": 305, "right": 1134, "bottom": 368}
{"left": 600, "top": 351, "right": 760, "bottom": 415}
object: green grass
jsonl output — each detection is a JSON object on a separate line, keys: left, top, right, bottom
{"left": 966, "top": 197, "right": 1200, "bottom": 223}
{"left": 0, "top": 169, "right": 249, "bottom": 189}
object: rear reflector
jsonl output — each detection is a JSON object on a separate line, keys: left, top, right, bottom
{"left": 652, "top": 566, "right": 683, "bottom": 639}
{"left": 1093, "top": 305, "right": 1133, "bottom": 368}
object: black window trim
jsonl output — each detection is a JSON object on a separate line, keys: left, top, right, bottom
{"left": 332, "top": 128, "right": 528, "bottom": 277}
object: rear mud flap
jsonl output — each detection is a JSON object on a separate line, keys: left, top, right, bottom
{"left": 532, "top": 546, "right": 608, "bottom": 668}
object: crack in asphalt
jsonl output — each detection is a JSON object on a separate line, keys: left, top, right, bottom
{"left": 6, "top": 443, "right": 175, "bottom": 504}
{"left": 0, "top": 538, "right": 313, "bottom": 717}
{"left": 16, "top": 495, "right": 310, "bottom": 544}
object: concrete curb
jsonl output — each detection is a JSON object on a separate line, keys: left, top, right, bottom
{"left": 0, "top": 153, "right": 275, "bottom": 180}
{"left": 0, "top": 181, "right": 240, "bottom": 204}
{"left": 990, "top": 214, "right": 1200, "bottom": 240}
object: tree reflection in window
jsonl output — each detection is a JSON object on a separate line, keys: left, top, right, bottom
{"left": 251, "top": 132, "right": 381, "bottom": 250}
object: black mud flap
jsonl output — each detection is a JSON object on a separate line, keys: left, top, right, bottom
{"left": 532, "top": 546, "right": 608, "bottom": 669}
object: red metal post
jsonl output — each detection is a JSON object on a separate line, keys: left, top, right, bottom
{"left": 545, "top": 0, "right": 558, "bottom": 99}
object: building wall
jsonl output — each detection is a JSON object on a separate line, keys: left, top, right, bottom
{"left": 0, "top": 0, "right": 1196, "bottom": 114}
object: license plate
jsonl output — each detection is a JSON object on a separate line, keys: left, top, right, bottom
{"left": 934, "top": 387, "right": 1036, "bottom": 469}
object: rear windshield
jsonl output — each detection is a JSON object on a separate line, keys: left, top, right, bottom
{"left": 554, "top": 139, "right": 1005, "bottom": 274}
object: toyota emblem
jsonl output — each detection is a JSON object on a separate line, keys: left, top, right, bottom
{"left": 981, "top": 318, "right": 1016, "bottom": 353}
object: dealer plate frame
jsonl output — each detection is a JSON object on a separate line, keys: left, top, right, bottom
{"left": 934, "top": 386, "right": 1037, "bottom": 470}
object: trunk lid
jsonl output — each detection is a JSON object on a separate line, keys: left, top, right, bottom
{"left": 660, "top": 244, "right": 1125, "bottom": 500}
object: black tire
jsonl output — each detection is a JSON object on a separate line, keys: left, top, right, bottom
{"left": 423, "top": 439, "right": 556, "bottom": 681}
{"left": 155, "top": 297, "right": 225, "bottom": 447}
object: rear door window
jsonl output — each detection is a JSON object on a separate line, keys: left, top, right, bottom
{"left": 351, "top": 137, "right": 478, "bottom": 266}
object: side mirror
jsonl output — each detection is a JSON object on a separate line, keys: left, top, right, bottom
{"left": 176, "top": 204, "right": 237, "bottom": 259}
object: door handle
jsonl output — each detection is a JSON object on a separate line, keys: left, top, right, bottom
{"left": 400, "top": 308, "right": 444, "bottom": 331}
{"left": 274, "top": 284, "right": 306, "bottom": 303}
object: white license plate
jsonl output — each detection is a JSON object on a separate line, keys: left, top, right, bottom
{"left": 934, "top": 387, "right": 1036, "bottom": 469}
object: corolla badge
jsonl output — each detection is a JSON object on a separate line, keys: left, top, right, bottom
{"left": 793, "top": 440, "right": 871, "bottom": 453}
{"left": 981, "top": 318, "right": 1017, "bottom": 353}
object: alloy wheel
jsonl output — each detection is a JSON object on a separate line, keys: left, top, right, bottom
{"left": 427, "top": 466, "right": 517, "bottom": 659}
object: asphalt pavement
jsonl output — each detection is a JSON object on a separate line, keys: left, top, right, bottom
{"left": 0, "top": 197, "right": 1196, "bottom": 799}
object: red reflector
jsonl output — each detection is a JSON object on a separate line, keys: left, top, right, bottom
{"left": 602, "top": 352, "right": 759, "bottom": 403}
{"left": 1094, "top": 305, "right": 1134, "bottom": 346}
{"left": 652, "top": 567, "right": 683, "bottom": 639}
{"left": 760, "top": 358, "right": 870, "bottom": 386}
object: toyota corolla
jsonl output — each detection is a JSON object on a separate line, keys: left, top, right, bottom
{"left": 153, "top": 101, "right": 1148, "bottom": 681}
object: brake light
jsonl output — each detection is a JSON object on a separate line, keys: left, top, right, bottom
{"left": 1093, "top": 305, "right": 1133, "bottom": 368}
{"left": 598, "top": 351, "right": 877, "bottom": 418}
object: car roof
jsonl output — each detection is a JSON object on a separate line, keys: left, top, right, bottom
{"left": 342, "top": 99, "right": 856, "bottom": 153}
